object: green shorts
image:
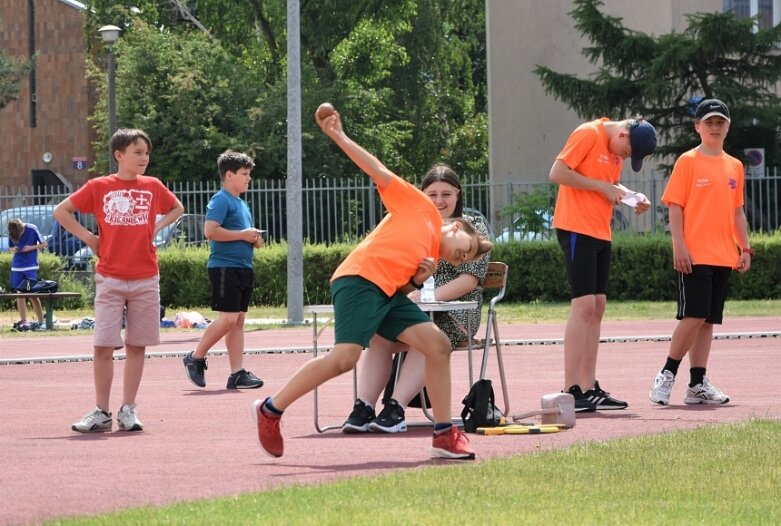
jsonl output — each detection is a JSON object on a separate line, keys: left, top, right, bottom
{"left": 331, "top": 276, "right": 431, "bottom": 347}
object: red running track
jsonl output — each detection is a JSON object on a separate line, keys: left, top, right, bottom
{"left": 0, "top": 317, "right": 779, "bottom": 525}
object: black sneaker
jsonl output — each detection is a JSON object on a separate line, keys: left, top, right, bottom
{"left": 583, "top": 380, "right": 628, "bottom": 410}
{"left": 368, "top": 399, "right": 407, "bottom": 433}
{"left": 341, "top": 399, "right": 376, "bottom": 434}
{"left": 183, "top": 352, "right": 207, "bottom": 388}
{"left": 227, "top": 369, "right": 264, "bottom": 389}
{"left": 567, "top": 385, "right": 597, "bottom": 413}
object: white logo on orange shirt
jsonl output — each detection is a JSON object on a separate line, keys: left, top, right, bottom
{"left": 695, "top": 178, "right": 711, "bottom": 188}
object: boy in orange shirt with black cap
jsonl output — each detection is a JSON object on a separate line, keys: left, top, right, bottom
{"left": 550, "top": 116, "right": 657, "bottom": 412}
{"left": 649, "top": 99, "right": 752, "bottom": 406}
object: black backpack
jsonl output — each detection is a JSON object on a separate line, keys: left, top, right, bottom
{"left": 14, "top": 278, "right": 59, "bottom": 293}
{"left": 461, "top": 379, "right": 504, "bottom": 433}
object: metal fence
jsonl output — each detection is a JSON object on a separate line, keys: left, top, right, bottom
{"left": 2, "top": 169, "right": 779, "bottom": 243}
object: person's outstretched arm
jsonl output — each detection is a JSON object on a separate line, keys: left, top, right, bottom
{"left": 316, "top": 106, "right": 394, "bottom": 190}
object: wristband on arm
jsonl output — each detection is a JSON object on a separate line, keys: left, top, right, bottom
{"left": 408, "top": 277, "right": 423, "bottom": 290}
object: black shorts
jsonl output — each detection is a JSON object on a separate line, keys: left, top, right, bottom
{"left": 208, "top": 267, "right": 254, "bottom": 313}
{"left": 676, "top": 265, "right": 731, "bottom": 324}
{"left": 556, "top": 229, "right": 612, "bottom": 299}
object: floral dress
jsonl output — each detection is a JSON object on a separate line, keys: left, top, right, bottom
{"left": 433, "top": 214, "right": 490, "bottom": 348}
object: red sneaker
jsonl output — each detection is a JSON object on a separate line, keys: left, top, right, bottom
{"left": 430, "top": 426, "right": 476, "bottom": 460}
{"left": 252, "top": 398, "right": 283, "bottom": 457}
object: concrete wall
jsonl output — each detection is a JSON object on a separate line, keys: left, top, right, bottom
{"left": 0, "top": 0, "right": 92, "bottom": 193}
{"left": 486, "top": 0, "right": 721, "bottom": 222}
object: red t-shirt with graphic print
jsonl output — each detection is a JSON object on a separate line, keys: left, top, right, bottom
{"left": 70, "top": 174, "right": 178, "bottom": 279}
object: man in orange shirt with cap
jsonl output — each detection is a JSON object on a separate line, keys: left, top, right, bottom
{"left": 550, "top": 116, "right": 657, "bottom": 412}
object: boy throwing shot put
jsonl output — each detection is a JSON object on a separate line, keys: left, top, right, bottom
{"left": 649, "top": 99, "right": 752, "bottom": 406}
{"left": 252, "top": 104, "right": 492, "bottom": 460}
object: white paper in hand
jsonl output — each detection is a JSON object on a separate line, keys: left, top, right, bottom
{"left": 621, "top": 192, "right": 640, "bottom": 208}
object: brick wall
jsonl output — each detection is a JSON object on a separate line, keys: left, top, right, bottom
{"left": 0, "top": 0, "right": 93, "bottom": 191}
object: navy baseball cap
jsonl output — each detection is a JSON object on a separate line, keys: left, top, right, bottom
{"left": 629, "top": 120, "right": 658, "bottom": 172}
{"left": 695, "top": 98, "right": 730, "bottom": 122}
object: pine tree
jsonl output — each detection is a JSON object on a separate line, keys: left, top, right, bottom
{"left": 534, "top": 0, "right": 781, "bottom": 172}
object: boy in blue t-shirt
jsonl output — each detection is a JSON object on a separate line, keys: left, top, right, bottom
{"left": 7, "top": 218, "right": 47, "bottom": 329}
{"left": 183, "top": 151, "right": 264, "bottom": 390}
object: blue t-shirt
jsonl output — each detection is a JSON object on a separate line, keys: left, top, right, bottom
{"left": 205, "top": 189, "right": 255, "bottom": 269}
{"left": 10, "top": 223, "right": 44, "bottom": 271}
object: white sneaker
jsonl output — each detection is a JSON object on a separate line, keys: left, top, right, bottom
{"left": 684, "top": 377, "right": 730, "bottom": 405}
{"left": 72, "top": 407, "right": 112, "bottom": 433}
{"left": 649, "top": 370, "right": 675, "bottom": 405}
{"left": 117, "top": 403, "right": 144, "bottom": 431}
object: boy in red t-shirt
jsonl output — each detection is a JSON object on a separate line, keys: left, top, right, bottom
{"left": 649, "top": 99, "right": 752, "bottom": 406}
{"left": 54, "top": 128, "right": 184, "bottom": 433}
{"left": 252, "top": 107, "right": 493, "bottom": 460}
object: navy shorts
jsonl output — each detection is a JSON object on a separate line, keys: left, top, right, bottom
{"left": 676, "top": 265, "right": 732, "bottom": 324}
{"left": 556, "top": 229, "right": 612, "bottom": 298}
{"left": 208, "top": 267, "right": 254, "bottom": 313}
{"left": 331, "top": 276, "right": 431, "bottom": 348}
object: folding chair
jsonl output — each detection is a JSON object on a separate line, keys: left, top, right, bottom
{"left": 477, "top": 262, "right": 510, "bottom": 416}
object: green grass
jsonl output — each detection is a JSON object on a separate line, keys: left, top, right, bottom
{"left": 46, "top": 420, "right": 781, "bottom": 525}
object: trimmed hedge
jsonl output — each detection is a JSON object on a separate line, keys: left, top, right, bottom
{"left": 1, "top": 232, "right": 778, "bottom": 310}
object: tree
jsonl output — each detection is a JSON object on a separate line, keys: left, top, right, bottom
{"left": 84, "top": 0, "right": 489, "bottom": 183}
{"left": 534, "top": 0, "right": 781, "bottom": 172}
{"left": 0, "top": 39, "right": 30, "bottom": 110}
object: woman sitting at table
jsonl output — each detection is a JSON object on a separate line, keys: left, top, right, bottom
{"left": 341, "top": 164, "right": 490, "bottom": 433}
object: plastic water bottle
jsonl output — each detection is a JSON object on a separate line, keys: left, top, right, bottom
{"left": 421, "top": 276, "right": 436, "bottom": 303}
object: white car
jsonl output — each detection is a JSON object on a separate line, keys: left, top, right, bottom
{"left": 0, "top": 205, "right": 57, "bottom": 251}
{"left": 495, "top": 210, "right": 553, "bottom": 242}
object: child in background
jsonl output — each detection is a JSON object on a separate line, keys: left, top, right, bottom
{"left": 7, "top": 218, "right": 47, "bottom": 330}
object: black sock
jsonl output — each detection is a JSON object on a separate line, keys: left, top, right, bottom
{"left": 663, "top": 357, "right": 682, "bottom": 377}
{"left": 263, "top": 397, "right": 284, "bottom": 416}
{"left": 690, "top": 367, "right": 706, "bottom": 388}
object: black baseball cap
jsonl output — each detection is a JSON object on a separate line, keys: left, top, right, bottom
{"left": 695, "top": 98, "right": 730, "bottom": 122}
{"left": 629, "top": 120, "right": 658, "bottom": 172}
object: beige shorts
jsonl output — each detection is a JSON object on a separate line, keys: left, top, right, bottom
{"left": 93, "top": 273, "right": 161, "bottom": 348}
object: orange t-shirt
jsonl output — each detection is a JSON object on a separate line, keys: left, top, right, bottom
{"left": 662, "top": 149, "right": 744, "bottom": 268}
{"left": 552, "top": 118, "right": 623, "bottom": 241}
{"left": 331, "top": 175, "right": 441, "bottom": 296}
{"left": 70, "top": 174, "right": 179, "bottom": 279}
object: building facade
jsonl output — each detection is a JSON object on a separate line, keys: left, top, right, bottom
{"left": 0, "top": 0, "right": 91, "bottom": 196}
{"left": 485, "top": 0, "right": 781, "bottom": 222}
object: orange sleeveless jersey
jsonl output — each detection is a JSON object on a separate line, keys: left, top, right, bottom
{"left": 331, "top": 175, "right": 442, "bottom": 296}
{"left": 662, "top": 149, "right": 744, "bottom": 268}
{"left": 552, "top": 118, "right": 623, "bottom": 241}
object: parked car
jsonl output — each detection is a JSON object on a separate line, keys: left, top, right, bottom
{"left": 0, "top": 205, "right": 57, "bottom": 251}
{"left": 495, "top": 210, "right": 554, "bottom": 242}
{"left": 71, "top": 213, "right": 207, "bottom": 269}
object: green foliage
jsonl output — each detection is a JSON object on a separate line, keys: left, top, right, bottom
{"left": 490, "top": 231, "right": 781, "bottom": 302}
{"left": 499, "top": 185, "right": 556, "bottom": 239}
{"left": 84, "top": 0, "right": 489, "bottom": 183}
{"left": 0, "top": 36, "right": 31, "bottom": 109}
{"left": 535, "top": 0, "right": 781, "bottom": 172}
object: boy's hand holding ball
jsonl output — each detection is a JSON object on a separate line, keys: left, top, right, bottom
{"left": 316, "top": 102, "right": 335, "bottom": 122}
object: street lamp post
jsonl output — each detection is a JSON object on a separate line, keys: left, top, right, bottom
{"left": 98, "top": 25, "right": 121, "bottom": 173}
